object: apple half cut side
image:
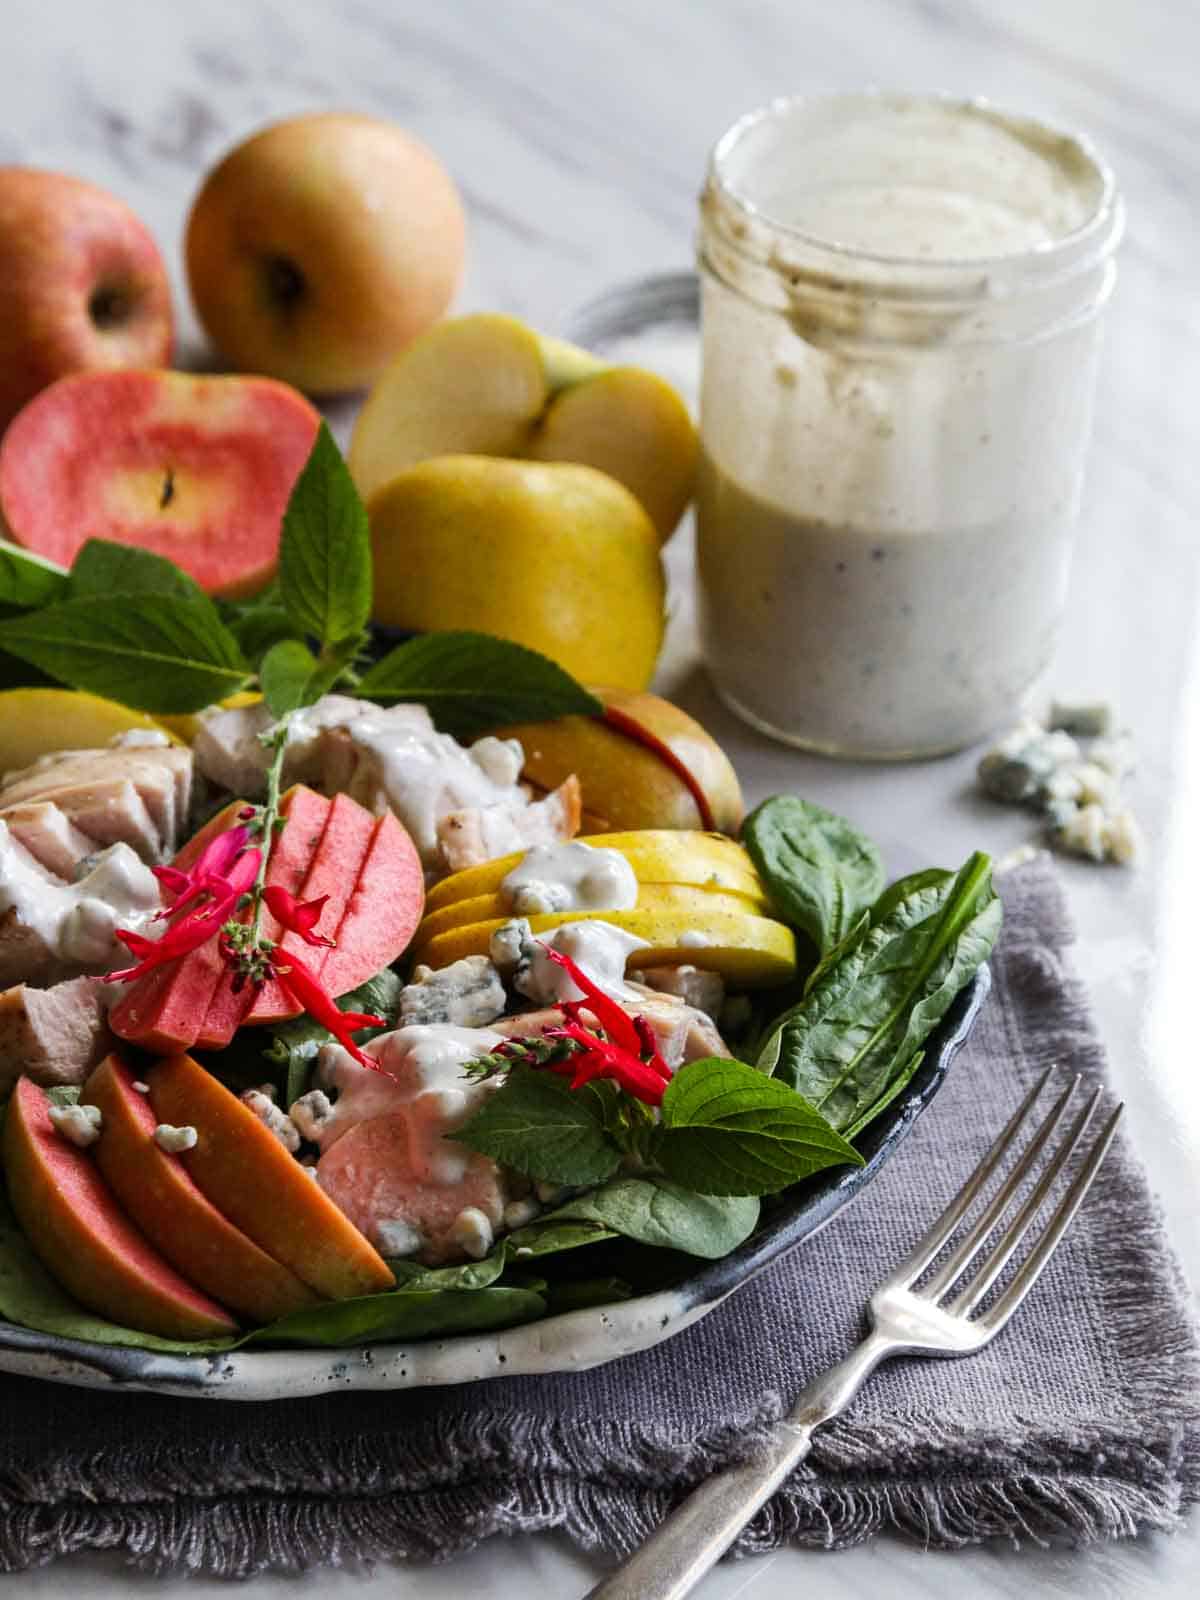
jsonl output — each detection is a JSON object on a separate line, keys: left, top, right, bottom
{"left": 348, "top": 313, "right": 697, "bottom": 540}
{"left": 0, "top": 370, "right": 321, "bottom": 598}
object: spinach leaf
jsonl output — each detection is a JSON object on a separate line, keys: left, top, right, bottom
{"left": 278, "top": 421, "right": 373, "bottom": 651}
{"left": 356, "top": 630, "right": 602, "bottom": 738}
{"left": 654, "top": 1058, "right": 862, "bottom": 1196}
{"left": 763, "top": 852, "right": 1001, "bottom": 1134}
{"left": 454, "top": 1065, "right": 622, "bottom": 1187}
{"left": 743, "top": 795, "right": 885, "bottom": 956}
{"left": 0, "top": 542, "right": 67, "bottom": 608}
{"left": 524, "top": 1175, "right": 759, "bottom": 1259}
{"left": 0, "top": 594, "right": 251, "bottom": 714}
{"left": 240, "top": 1286, "right": 547, "bottom": 1348}
{"left": 67, "top": 539, "right": 206, "bottom": 604}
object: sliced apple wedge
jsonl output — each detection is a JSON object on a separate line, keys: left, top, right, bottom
{"left": 348, "top": 313, "right": 697, "bottom": 540}
{"left": 423, "top": 830, "right": 764, "bottom": 915}
{"left": 414, "top": 880, "right": 769, "bottom": 951}
{"left": 416, "top": 907, "right": 797, "bottom": 988}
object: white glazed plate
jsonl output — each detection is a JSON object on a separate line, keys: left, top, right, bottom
{"left": 0, "top": 970, "right": 988, "bottom": 1399}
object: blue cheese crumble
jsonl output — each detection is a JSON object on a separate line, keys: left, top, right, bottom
{"left": 48, "top": 1102, "right": 102, "bottom": 1148}
{"left": 153, "top": 1123, "right": 198, "bottom": 1154}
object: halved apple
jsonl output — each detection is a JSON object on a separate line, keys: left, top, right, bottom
{"left": 348, "top": 313, "right": 696, "bottom": 541}
{"left": 416, "top": 907, "right": 797, "bottom": 988}
{"left": 423, "top": 830, "right": 764, "bottom": 916}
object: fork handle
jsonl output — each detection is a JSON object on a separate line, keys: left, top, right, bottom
{"left": 582, "top": 1328, "right": 896, "bottom": 1600}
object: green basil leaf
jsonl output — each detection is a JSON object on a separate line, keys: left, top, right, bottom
{"left": 356, "top": 630, "right": 603, "bottom": 738}
{"left": 0, "top": 542, "right": 68, "bottom": 609}
{"left": 67, "top": 539, "right": 206, "bottom": 604}
{"left": 0, "top": 594, "right": 251, "bottom": 714}
{"left": 528, "top": 1175, "right": 759, "bottom": 1259}
{"left": 453, "top": 1064, "right": 622, "bottom": 1186}
{"left": 769, "top": 852, "right": 1002, "bottom": 1133}
{"left": 655, "top": 1058, "right": 862, "bottom": 1196}
{"left": 278, "top": 421, "right": 372, "bottom": 650}
{"left": 743, "top": 795, "right": 885, "bottom": 956}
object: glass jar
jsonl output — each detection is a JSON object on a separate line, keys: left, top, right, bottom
{"left": 696, "top": 92, "right": 1124, "bottom": 758}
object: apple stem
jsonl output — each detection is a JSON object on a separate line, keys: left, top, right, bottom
{"left": 159, "top": 467, "right": 176, "bottom": 510}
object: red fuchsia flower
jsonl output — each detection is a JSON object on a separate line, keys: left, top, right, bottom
{"left": 535, "top": 944, "right": 672, "bottom": 1107}
{"left": 106, "top": 847, "right": 262, "bottom": 984}
{"left": 262, "top": 886, "right": 337, "bottom": 948}
{"left": 152, "top": 824, "right": 254, "bottom": 922}
{"left": 270, "top": 949, "right": 386, "bottom": 1072}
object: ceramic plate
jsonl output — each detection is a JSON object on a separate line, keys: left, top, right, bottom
{"left": 0, "top": 969, "right": 988, "bottom": 1400}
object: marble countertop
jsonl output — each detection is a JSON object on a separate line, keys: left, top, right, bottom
{"left": 3, "top": 0, "right": 1197, "bottom": 1594}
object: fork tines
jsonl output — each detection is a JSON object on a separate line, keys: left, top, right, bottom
{"left": 891, "top": 1066, "right": 1123, "bottom": 1331}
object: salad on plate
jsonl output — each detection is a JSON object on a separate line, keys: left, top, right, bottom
{"left": 0, "top": 425, "right": 1001, "bottom": 1357}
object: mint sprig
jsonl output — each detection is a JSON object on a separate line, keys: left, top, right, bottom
{"left": 454, "top": 1064, "right": 621, "bottom": 1187}
{"left": 278, "top": 420, "right": 372, "bottom": 653}
{"left": 66, "top": 539, "right": 208, "bottom": 605}
{"left": 0, "top": 542, "right": 67, "bottom": 609}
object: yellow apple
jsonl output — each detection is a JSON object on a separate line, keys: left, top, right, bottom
{"left": 416, "top": 906, "right": 798, "bottom": 989}
{"left": 424, "top": 830, "right": 765, "bottom": 915}
{"left": 349, "top": 313, "right": 697, "bottom": 540}
{"left": 185, "top": 113, "right": 465, "bottom": 394}
{"left": 367, "top": 455, "right": 666, "bottom": 691}
{"left": 0, "top": 688, "right": 176, "bottom": 778}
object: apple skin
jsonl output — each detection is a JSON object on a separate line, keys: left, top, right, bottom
{"left": 0, "top": 168, "right": 173, "bottom": 433}
{"left": 186, "top": 112, "right": 466, "bottom": 394}
{"left": 495, "top": 687, "right": 745, "bottom": 836}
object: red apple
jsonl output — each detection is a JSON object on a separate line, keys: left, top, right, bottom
{"left": 0, "top": 168, "right": 173, "bottom": 433}
{"left": 0, "top": 369, "right": 320, "bottom": 596}
{"left": 186, "top": 112, "right": 466, "bottom": 394}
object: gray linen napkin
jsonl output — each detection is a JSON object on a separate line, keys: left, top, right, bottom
{"left": 0, "top": 855, "right": 1197, "bottom": 1576}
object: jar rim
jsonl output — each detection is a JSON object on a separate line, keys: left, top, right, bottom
{"left": 707, "top": 89, "right": 1123, "bottom": 277}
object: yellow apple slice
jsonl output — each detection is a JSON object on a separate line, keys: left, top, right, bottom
{"left": 423, "top": 830, "right": 764, "bottom": 915}
{"left": 349, "top": 314, "right": 548, "bottom": 503}
{"left": 415, "top": 907, "right": 797, "bottom": 988}
{"left": 414, "top": 881, "right": 769, "bottom": 950}
{"left": 527, "top": 367, "right": 697, "bottom": 542}
{"left": 0, "top": 688, "right": 177, "bottom": 778}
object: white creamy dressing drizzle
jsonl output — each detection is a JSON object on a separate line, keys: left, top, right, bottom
{"left": 315, "top": 1023, "right": 504, "bottom": 1184}
{"left": 500, "top": 840, "right": 638, "bottom": 917}
{"left": 0, "top": 825, "right": 161, "bottom": 968}
{"left": 509, "top": 919, "right": 650, "bottom": 1007}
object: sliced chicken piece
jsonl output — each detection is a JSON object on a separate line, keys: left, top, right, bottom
{"left": 192, "top": 696, "right": 376, "bottom": 797}
{"left": 0, "top": 822, "right": 68, "bottom": 988}
{"left": 0, "top": 977, "right": 113, "bottom": 1095}
{"left": 0, "top": 746, "right": 192, "bottom": 851}
{"left": 4, "top": 780, "right": 161, "bottom": 862}
{"left": 0, "top": 802, "right": 97, "bottom": 879}
{"left": 493, "top": 984, "right": 732, "bottom": 1072}
{"left": 637, "top": 964, "right": 726, "bottom": 1021}
{"left": 437, "top": 775, "right": 582, "bottom": 874}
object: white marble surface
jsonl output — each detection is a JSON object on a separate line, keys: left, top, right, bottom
{"left": 2, "top": 0, "right": 1197, "bottom": 1594}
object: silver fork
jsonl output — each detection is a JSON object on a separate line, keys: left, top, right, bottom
{"left": 584, "top": 1067, "right": 1123, "bottom": 1600}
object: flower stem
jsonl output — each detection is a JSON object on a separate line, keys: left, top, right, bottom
{"left": 246, "top": 716, "right": 292, "bottom": 951}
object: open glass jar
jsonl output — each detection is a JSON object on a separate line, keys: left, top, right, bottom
{"left": 696, "top": 92, "right": 1124, "bottom": 758}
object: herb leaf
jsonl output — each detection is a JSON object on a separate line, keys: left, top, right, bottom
{"left": 356, "top": 630, "right": 602, "bottom": 738}
{"left": 454, "top": 1064, "right": 622, "bottom": 1186}
{"left": 744, "top": 795, "right": 885, "bottom": 956}
{"left": 764, "top": 852, "right": 1002, "bottom": 1134}
{"left": 278, "top": 422, "right": 373, "bottom": 650}
{"left": 654, "top": 1057, "right": 862, "bottom": 1196}
{"left": 259, "top": 638, "right": 345, "bottom": 718}
{"left": 0, "top": 594, "right": 251, "bottom": 714}
{"left": 67, "top": 539, "right": 206, "bottom": 604}
{"left": 0, "top": 542, "right": 67, "bottom": 609}
{"left": 523, "top": 1176, "right": 760, "bottom": 1259}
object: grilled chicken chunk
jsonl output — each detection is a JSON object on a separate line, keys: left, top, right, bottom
{"left": 0, "top": 977, "right": 113, "bottom": 1095}
{"left": 0, "top": 802, "right": 97, "bottom": 879}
